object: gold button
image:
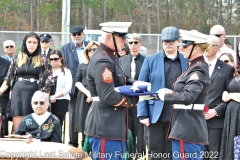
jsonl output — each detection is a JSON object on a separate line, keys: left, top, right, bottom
{"left": 114, "top": 108, "right": 117, "bottom": 110}
{"left": 125, "top": 102, "right": 127, "bottom": 105}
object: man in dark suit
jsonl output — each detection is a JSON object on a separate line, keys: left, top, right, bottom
{"left": 137, "top": 26, "right": 188, "bottom": 160}
{"left": 60, "top": 25, "right": 89, "bottom": 147}
{"left": 204, "top": 35, "right": 234, "bottom": 160}
{"left": 40, "top": 34, "right": 53, "bottom": 57}
{"left": 119, "top": 33, "right": 145, "bottom": 155}
{"left": 0, "top": 57, "right": 11, "bottom": 136}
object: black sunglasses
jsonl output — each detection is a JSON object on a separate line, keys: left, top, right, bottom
{"left": 41, "top": 40, "right": 50, "bottom": 43}
{"left": 213, "top": 34, "right": 223, "bottom": 38}
{"left": 33, "top": 101, "right": 45, "bottom": 105}
{"left": 72, "top": 33, "right": 82, "bottom": 36}
{"left": 129, "top": 41, "right": 139, "bottom": 45}
{"left": 49, "top": 58, "right": 60, "bottom": 61}
{"left": 5, "top": 45, "right": 14, "bottom": 49}
{"left": 87, "top": 48, "right": 97, "bottom": 52}
{"left": 120, "top": 48, "right": 126, "bottom": 51}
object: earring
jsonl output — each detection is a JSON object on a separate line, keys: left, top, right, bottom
{"left": 60, "top": 63, "right": 62, "bottom": 66}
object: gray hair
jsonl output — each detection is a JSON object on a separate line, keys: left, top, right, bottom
{"left": 31, "top": 91, "right": 49, "bottom": 103}
{"left": 128, "top": 33, "right": 142, "bottom": 42}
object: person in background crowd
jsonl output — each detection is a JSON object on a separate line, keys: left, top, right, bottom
{"left": 119, "top": 33, "right": 146, "bottom": 156}
{"left": 204, "top": 35, "right": 234, "bottom": 160}
{"left": 219, "top": 52, "right": 240, "bottom": 160}
{"left": 40, "top": 34, "right": 52, "bottom": 57}
{"left": 48, "top": 50, "right": 72, "bottom": 129}
{"left": 118, "top": 43, "right": 130, "bottom": 57}
{"left": 219, "top": 53, "right": 235, "bottom": 67}
{"left": 210, "top": 25, "right": 236, "bottom": 63}
{"left": 0, "top": 57, "right": 11, "bottom": 136}
{"left": 60, "top": 25, "right": 89, "bottom": 148}
{"left": 159, "top": 29, "right": 211, "bottom": 160}
{"left": 14, "top": 91, "right": 62, "bottom": 143}
{"left": 85, "top": 22, "right": 139, "bottom": 160}
{"left": 138, "top": 26, "right": 188, "bottom": 160}
{"left": 0, "top": 32, "right": 53, "bottom": 133}
{"left": 224, "top": 38, "right": 232, "bottom": 49}
{"left": 74, "top": 41, "right": 99, "bottom": 147}
{"left": 1, "top": 40, "right": 17, "bottom": 62}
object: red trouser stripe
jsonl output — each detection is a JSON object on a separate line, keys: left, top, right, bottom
{"left": 100, "top": 138, "right": 106, "bottom": 160}
{"left": 180, "top": 140, "right": 186, "bottom": 160}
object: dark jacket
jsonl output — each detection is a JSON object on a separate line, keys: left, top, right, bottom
{"left": 205, "top": 59, "right": 234, "bottom": 128}
{"left": 60, "top": 41, "right": 89, "bottom": 96}
{"left": 0, "top": 57, "right": 11, "bottom": 98}
{"left": 85, "top": 43, "right": 138, "bottom": 140}
{"left": 164, "top": 56, "right": 210, "bottom": 144}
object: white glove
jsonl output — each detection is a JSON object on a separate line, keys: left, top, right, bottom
{"left": 139, "top": 95, "right": 155, "bottom": 101}
{"left": 140, "top": 118, "right": 150, "bottom": 126}
{"left": 157, "top": 88, "right": 173, "bottom": 101}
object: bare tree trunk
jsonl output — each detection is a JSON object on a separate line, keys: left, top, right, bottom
{"left": 104, "top": 0, "right": 107, "bottom": 22}
{"left": 156, "top": 0, "right": 160, "bottom": 33}
{"left": 81, "top": 0, "right": 86, "bottom": 28}
{"left": 88, "top": 0, "right": 93, "bottom": 29}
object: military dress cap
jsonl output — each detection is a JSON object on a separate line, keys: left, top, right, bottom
{"left": 99, "top": 22, "right": 132, "bottom": 38}
{"left": 178, "top": 29, "right": 209, "bottom": 47}
{"left": 161, "top": 26, "right": 180, "bottom": 41}
{"left": 39, "top": 34, "right": 51, "bottom": 41}
{"left": 70, "top": 25, "right": 84, "bottom": 33}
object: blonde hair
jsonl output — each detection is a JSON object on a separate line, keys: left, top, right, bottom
{"left": 83, "top": 41, "right": 100, "bottom": 64}
{"left": 17, "top": 51, "right": 41, "bottom": 67}
{"left": 197, "top": 43, "right": 212, "bottom": 53}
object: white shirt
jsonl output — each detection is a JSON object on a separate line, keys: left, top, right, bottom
{"left": 41, "top": 48, "right": 50, "bottom": 56}
{"left": 32, "top": 111, "right": 51, "bottom": 126}
{"left": 205, "top": 57, "right": 218, "bottom": 78}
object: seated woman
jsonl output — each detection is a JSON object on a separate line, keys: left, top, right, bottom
{"left": 14, "top": 91, "right": 62, "bottom": 143}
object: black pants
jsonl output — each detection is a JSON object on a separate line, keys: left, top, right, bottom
{"left": 147, "top": 121, "right": 172, "bottom": 160}
{"left": 68, "top": 90, "right": 79, "bottom": 147}
{"left": 204, "top": 127, "right": 222, "bottom": 160}
{"left": 0, "top": 97, "right": 9, "bottom": 136}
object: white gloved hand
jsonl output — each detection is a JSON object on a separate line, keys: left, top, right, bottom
{"left": 157, "top": 88, "right": 173, "bottom": 101}
{"left": 140, "top": 118, "right": 150, "bottom": 126}
{"left": 139, "top": 95, "right": 155, "bottom": 101}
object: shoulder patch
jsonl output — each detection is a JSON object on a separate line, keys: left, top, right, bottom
{"left": 102, "top": 67, "right": 113, "bottom": 83}
{"left": 189, "top": 72, "right": 199, "bottom": 80}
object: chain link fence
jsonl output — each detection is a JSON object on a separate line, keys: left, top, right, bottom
{"left": 0, "top": 31, "right": 238, "bottom": 56}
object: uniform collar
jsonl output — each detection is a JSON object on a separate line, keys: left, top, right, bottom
{"left": 99, "top": 43, "right": 118, "bottom": 57}
{"left": 188, "top": 56, "right": 205, "bottom": 66}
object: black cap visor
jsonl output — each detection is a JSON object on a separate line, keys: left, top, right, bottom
{"left": 178, "top": 40, "right": 194, "bottom": 47}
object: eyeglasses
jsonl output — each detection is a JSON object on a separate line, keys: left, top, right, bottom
{"left": 213, "top": 34, "right": 224, "bottom": 38}
{"left": 72, "top": 33, "right": 82, "bottom": 36}
{"left": 163, "top": 41, "right": 175, "bottom": 45}
{"left": 128, "top": 41, "right": 139, "bottom": 45}
{"left": 49, "top": 58, "right": 60, "bottom": 61}
{"left": 5, "top": 46, "right": 14, "bottom": 49}
{"left": 212, "top": 44, "right": 219, "bottom": 47}
{"left": 87, "top": 48, "right": 97, "bottom": 52}
{"left": 33, "top": 101, "right": 45, "bottom": 105}
{"left": 41, "top": 40, "right": 50, "bottom": 43}
{"left": 221, "top": 60, "right": 230, "bottom": 63}
{"left": 182, "top": 45, "right": 192, "bottom": 49}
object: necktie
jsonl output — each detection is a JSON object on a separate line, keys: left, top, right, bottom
{"left": 131, "top": 56, "right": 136, "bottom": 79}
{"left": 44, "top": 51, "right": 46, "bottom": 57}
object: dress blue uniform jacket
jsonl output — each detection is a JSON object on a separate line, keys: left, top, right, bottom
{"left": 137, "top": 51, "right": 188, "bottom": 123}
{"left": 60, "top": 41, "right": 89, "bottom": 96}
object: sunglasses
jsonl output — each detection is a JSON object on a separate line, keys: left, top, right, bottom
{"left": 72, "top": 33, "right": 82, "bottom": 36}
{"left": 120, "top": 48, "right": 126, "bottom": 51}
{"left": 41, "top": 40, "right": 50, "bottom": 43}
{"left": 33, "top": 101, "right": 45, "bottom": 105}
{"left": 5, "top": 45, "right": 14, "bottom": 49}
{"left": 87, "top": 48, "right": 97, "bottom": 52}
{"left": 222, "top": 60, "right": 230, "bottom": 63}
{"left": 49, "top": 58, "right": 60, "bottom": 61}
{"left": 128, "top": 41, "right": 139, "bottom": 45}
{"left": 213, "top": 34, "right": 223, "bottom": 38}
{"left": 163, "top": 41, "right": 175, "bottom": 45}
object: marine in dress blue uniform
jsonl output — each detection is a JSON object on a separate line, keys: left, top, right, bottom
{"left": 85, "top": 22, "right": 139, "bottom": 160}
{"left": 158, "top": 30, "right": 211, "bottom": 160}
